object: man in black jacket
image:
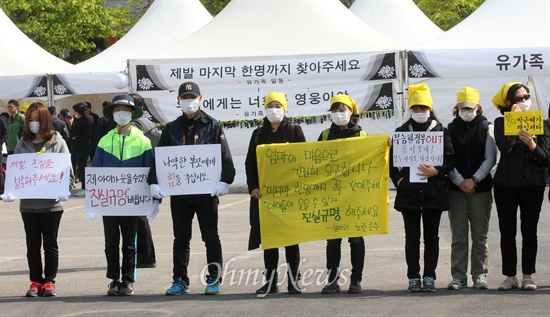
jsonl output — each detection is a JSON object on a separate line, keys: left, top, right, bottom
{"left": 48, "top": 106, "right": 69, "bottom": 142}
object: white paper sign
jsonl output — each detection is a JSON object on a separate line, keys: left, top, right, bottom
{"left": 155, "top": 144, "right": 222, "bottom": 195}
{"left": 392, "top": 132, "right": 444, "bottom": 183}
{"left": 4, "top": 153, "right": 71, "bottom": 199}
{"left": 85, "top": 167, "right": 153, "bottom": 216}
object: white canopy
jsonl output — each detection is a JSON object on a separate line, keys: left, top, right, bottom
{"left": 350, "top": 0, "right": 443, "bottom": 46}
{"left": 0, "top": 9, "right": 72, "bottom": 99}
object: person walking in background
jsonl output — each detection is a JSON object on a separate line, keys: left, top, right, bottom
{"left": 246, "top": 91, "right": 306, "bottom": 295}
{"left": 390, "top": 83, "right": 456, "bottom": 293}
{"left": 70, "top": 103, "right": 92, "bottom": 197}
{"left": 318, "top": 94, "right": 367, "bottom": 295}
{"left": 1, "top": 102, "right": 72, "bottom": 297}
{"left": 85, "top": 102, "right": 100, "bottom": 161}
{"left": 148, "top": 81, "right": 235, "bottom": 295}
{"left": 47, "top": 106, "right": 69, "bottom": 143}
{"left": 446, "top": 87, "right": 497, "bottom": 290}
{"left": 0, "top": 114, "right": 7, "bottom": 196}
{"left": 92, "top": 95, "right": 154, "bottom": 296}
{"left": 491, "top": 82, "right": 549, "bottom": 291}
{"left": 7, "top": 100, "right": 25, "bottom": 155}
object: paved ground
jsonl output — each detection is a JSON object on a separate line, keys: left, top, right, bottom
{"left": 0, "top": 189, "right": 549, "bottom": 316}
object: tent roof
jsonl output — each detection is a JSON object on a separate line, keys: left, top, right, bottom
{"left": 0, "top": 9, "right": 71, "bottom": 77}
{"left": 350, "top": 0, "right": 443, "bottom": 46}
{"left": 414, "top": 0, "right": 550, "bottom": 50}
{"left": 139, "top": 0, "right": 402, "bottom": 62}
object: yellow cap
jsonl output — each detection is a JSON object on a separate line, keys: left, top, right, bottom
{"left": 330, "top": 94, "right": 358, "bottom": 115}
{"left": 491, "top": 82, "right": 521, "bottom": 110}
{"left": 20, "top": 102, "right": 30, "bottom": 113}
{"left": 264, "top": 91, "right": 287, "bottom": 111}
{"left": 456, "top": 86, "right": 479, "bottom": 109}
{"left": 408, "top": 83, "right": 433, "bottom": 110}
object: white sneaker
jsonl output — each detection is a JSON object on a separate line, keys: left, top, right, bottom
{"left": 75, "top": 189, "right": 86, "bottom": 197}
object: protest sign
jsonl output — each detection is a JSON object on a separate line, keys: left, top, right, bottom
{"left": 392, "top": 132, "right": 444, "bottom": 183}
{"left": 504, "top": 110, "right": 544, "bottom": 136}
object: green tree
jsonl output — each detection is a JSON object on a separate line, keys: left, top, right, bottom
{"left": 414, "top": 0, "right": 485, "bottom": 31}
{"left": 200, "top": 0, "right": 231, "bottom": 16}
{"left": 0, "top": 0, "right": 141, "bottom": 60}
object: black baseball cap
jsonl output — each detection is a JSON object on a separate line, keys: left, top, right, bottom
{"left": 178, "top": 82, "right": 201, "bottom": 98}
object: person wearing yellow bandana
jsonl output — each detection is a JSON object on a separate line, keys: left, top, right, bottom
{"left": 389, "top": 83, "right": 456, "bottom": 293}
{"left": 491, "top": 82, "right": 549, "bottom": 291}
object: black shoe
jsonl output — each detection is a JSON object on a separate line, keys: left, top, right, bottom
{"left": 256, "top": 282, "right": 279, "bottom": 294}
{"left": 107, "top": 280, "right": 120, "bottom": 296}
{"left": 136, "top": 262, "right": 157, "bottom": 269}
{"left": 321, "top": 281, "right": 340, "bottom": 294}
{"left": 287, "top": 281, "right": 302, "bottom": 294}
{"left": 119, "top": 280, "right": 134, "bottom": 296}
{"left": 348, "top": 279, "right": 361, "bottom": 294}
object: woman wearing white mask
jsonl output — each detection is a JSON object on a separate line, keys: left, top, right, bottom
{"left": 245, "top": 91, "right": 306, "bottom": 295}
{"left": 491, "top": 82, "right": 549, "bottom": 291}
{"left": 446, "top": 87, "right": 497, "bottom": 291}
{"left": 389, "top": 83, "right": 455, "bottom": 293}
{"left": 317, "top": 94, "right": 366, "bottom": 295}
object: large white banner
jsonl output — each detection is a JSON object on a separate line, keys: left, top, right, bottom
{"left": 4, "top": 153, "right": 71, "bottom": 199}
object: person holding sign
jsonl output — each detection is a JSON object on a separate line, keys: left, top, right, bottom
{"left": 92, "top": 95, "right": 154, "bottom": 296}
{"left": 446, "top": 87, "right": 497, "bottom": 291}
{"left": 148, "top": 81, "right": 236, "bottom": 296}
{"left": 390, "top": 83, "right": 455, "bottom": 293}
{"left": 317, "top": 94, "right": 367, "bottom": 295}
{"left": 245, "top": 91, "right": 306, "bottom": 295}
{"left": 2, "top": 102, "right": 73, "bottom": 297}
{"left": 491, "top": 82, "right": 549, "bottom": 291}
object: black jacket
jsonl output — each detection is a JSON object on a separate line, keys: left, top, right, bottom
{"left": 51, "top": 115, "right": 69, "bottom": 143}
{"left": 69, "top": 115, "right": 91, "bottom": 151}
{"left": 390, "top": 119, "right": 455, "bottom": 212}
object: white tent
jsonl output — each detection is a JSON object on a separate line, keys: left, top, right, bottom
{"left": 53, "top": 0, "right": 212, "bottom": 98}
{"left": 0, "top": 9, "right": 72, "bottom": 100}
{"left": 129, "top": 0, "right": 404, "bottom": 191}
{"left": 407, "top": 0, "right": 550, "bottom": 125}
{"left": 350, "top": 0, "right": 443, "bottom": 46}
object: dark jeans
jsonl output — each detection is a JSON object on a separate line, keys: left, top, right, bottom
{"left": 21, "top": 211, "right": 63, "bottom": 283}
{"left": 263, "top": 245, "right": 300, "bottom": 283}
{"left": 73, "top": 147, "right": 89, "bottom": 190}
{"left": 103, "top": 216, "right": 138, "bottom": 282}
{"left": 171, "top": 195, "right": 222, "bottom": 283}
{"left": 494, "top": 185, "right": 544, "bottom": 276}
{"left": 326, "top": 237, "right": 365, "bottom": 282}
{"left": 401, "top": 209, "right": 443, "bottom": 279}
{"left": 137, "top": 216, "right": 156, "bottom": 265}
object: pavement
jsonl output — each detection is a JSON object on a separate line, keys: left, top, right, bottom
{"left": 0, "top": 189, "right": 549, "bottom": 316}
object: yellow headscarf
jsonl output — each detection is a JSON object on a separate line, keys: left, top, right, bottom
{"left": 329, "top": 94, "right": 358, "bottom": 115}
{"left": 456, "top": 86, "right": 479, "bottom": 109}
{"left": 408, "top": 83, "right": 433, "bottom": 110}
{"left": 491, "top": 82, "right": 522, "bottom": 110}
{"left": 264, "top": 91, "right": 288, "bottom": 111}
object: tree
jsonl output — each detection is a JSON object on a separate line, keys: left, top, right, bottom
{"left": 200, "top": 0, "right": 231, "bottom": 16}
{"left": 414, "top": 0, "right": 485, "bottom": 31}
{"left": 0, "top": 0, "right": 142, "bottom": 60}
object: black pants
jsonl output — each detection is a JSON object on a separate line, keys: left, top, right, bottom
{"left": 264, "top": 245, "right": 300, "bottom": 283}
{"left": 137, "top": 216, "right": 156, "bottom": 265}
{"left": 73, "top": 147, "right": 89, "bottom": 190}
{"left": 102, "top": 216, "right": 138, "bottom": 282}
{"left": 401, "top": 209, "right": 443, "bottom": 279}
{"left": 326, "top": 237, "right": 365, "bottom": 282}
{"left": 171, "top": 194, "right": 222, "bottom": 283}
{"left": 494, "top": 185, "right": 544, "bottom": 276}
{"left": 21, "top": 211, "right": 63, "bottom": 283}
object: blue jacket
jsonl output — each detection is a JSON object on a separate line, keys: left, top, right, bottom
{"left": 92, "top": 127, "right": 153, "bottom": 169}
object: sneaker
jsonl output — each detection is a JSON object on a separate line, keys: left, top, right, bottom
{"left": 287, "top": 281, "right": 302, "bottom": 295}
{"left": 75, "top": 189, "right": 86, "bottom": 197}
{"left": 447, "top": 278, "right": 467, "bottom": 290}
{"left": 522, "top": 279, "right": 537, "bottom": 291}
{"left": 107, "top": 280, "right": 120, "bottom": 296}
{"left": 204, "top": 277, "right": 220, "bottom": 295}
{"left": 422, "top": 276, "right": 436, "bottom": 292}
{"left": 498, "top": 277, "right": 518, "bottom": 291}
{"left": 348, "top": 279, "right": 361, "bottom": 294}
{"left": 474, "top": 277, "right": 488, "bottom": 290}
{"left": 26, "top": 281, "right": 42, "bottom": 297}
{"left": 165, "top": 277, "right": 189, "bottom": 295}
{"left": 119, "top": 280, "right": 134, "bottom": 296}
{"left": 407, "top": 278, "right": 421, "bottom": 293}
{"left": 41, "top": 282, "right": 56, "bottom": 297}
{"left": 321, "top": 280, "right": 340, "bottom": 294}
{"left": 256, "top": 282, "right": 279, "bottom": 295}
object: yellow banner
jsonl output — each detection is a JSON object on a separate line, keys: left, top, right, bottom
{"left": 257, "top": 134, "right": 390, "bottom": 249}
{"left": 504, "top": 110, "right": 544, "bottom": 136}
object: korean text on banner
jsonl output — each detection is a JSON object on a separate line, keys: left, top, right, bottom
{"left": 85, "top": 167, "right": 153, "bottom": 216}
{"left": 4, "top": 153, "right": 71, "bottom": 199}
{"left": 154, "top": 144, "right": 221, "bottom": 195}
{"left": 392, "top": 132, "right": 444, "bottom": 183}
{"left": 504, "top": 111, "right": 544, "bottom": 136}
{"left": 257, "top": 135, "right": 390, "bottom": 250}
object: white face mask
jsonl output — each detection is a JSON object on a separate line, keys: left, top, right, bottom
{"left": 180, "top": 98, "right": 200, "bottom": 114}
{"left": 411, "top": 111, "right": 430, "bottom": 124}
{"left": 331, "top": 112, "right": 350, "bottom": 126}
{"left": 265, "top": 108, "right": 284, "bottom": 123}
{"left": 459, "top": 110, "right": 477, "bottom": 122}
{"left": 113, "top": 111, "right": 132, "bottom": 126}
{"left": 518, "top": 99, "right": 531, "bottom": 111}
{"left": 29, "top": 122, "right": 40, "bottom": 134}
